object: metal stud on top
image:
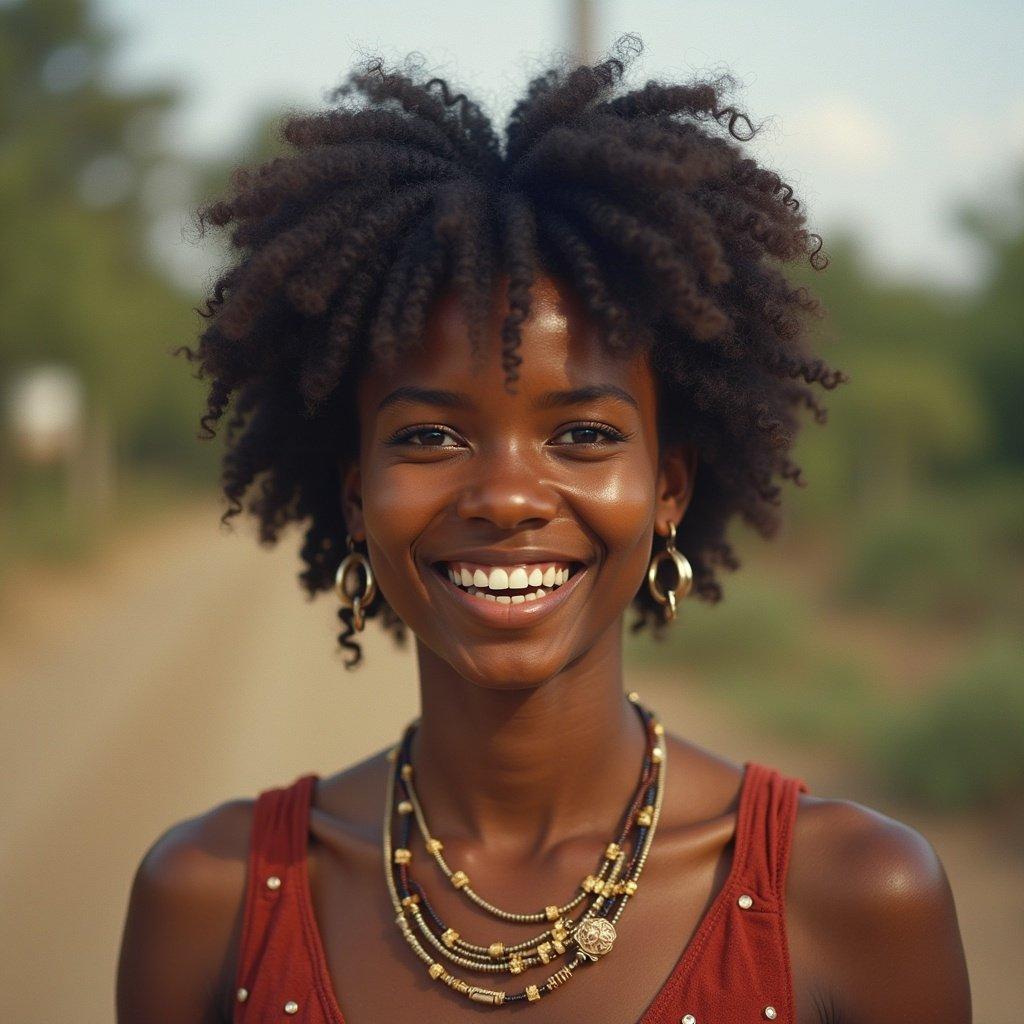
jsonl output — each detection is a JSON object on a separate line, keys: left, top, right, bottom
{"left": 236, "top": 987, "right": 248, "bottom": 1003}
{"left": 681, "top": 1015, "right": 697, "bottom": 1024}
{"left": 265, "top": 875, "right": 282, "bottom": 890}
{"left": 284, "top": 1000, "right": 299, "bottom": 1014}
{"left": 763, "top": 1007, "right": 778, "bottom": 1020}
{"left": 737, "top": 893, "right": 753, "bottom": 909}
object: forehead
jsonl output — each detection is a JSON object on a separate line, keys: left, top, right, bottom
{"left": 357, "top": 272, "right": 656, "bottom": 408}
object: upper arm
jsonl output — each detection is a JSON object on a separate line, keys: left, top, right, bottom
{"left": 116, "top": 798, "right": 254, "bottom": 1024}
{"left": 788, "top": 796, "right": 971, "bottom": 1024}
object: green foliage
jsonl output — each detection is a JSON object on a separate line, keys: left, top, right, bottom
{"left": 836, "top": 478, "right": 1024, "bottom": 627}
{"left": 956, "top": 169, "right": 1024, "bottom": 466}
{"left": 867, "top": 637, "right": 1024, "bottom": 811}
{"left": 625, "top": 568, "right": 810, "bottom": 675}
{"left": 713, "top": 657, "right": 882, "bottom": 754}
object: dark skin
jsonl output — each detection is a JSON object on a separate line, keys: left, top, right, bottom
{"left": 117, "top": 274, "right": 971, "bottom": 1023}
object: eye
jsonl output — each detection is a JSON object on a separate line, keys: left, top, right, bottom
{"left": 386, "top": 424, "right": 463, "bottom": 448}
{"left": 550, "top": 421, "right": 629, "bottom": 447}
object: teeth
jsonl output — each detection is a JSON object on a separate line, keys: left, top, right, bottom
{"left": 442, "top": 562, "right": 577, "bottom": 602}
{"left": 508, "top": 567, "right": 529, "bottom": 589}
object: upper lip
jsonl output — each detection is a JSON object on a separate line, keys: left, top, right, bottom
{"left": 430, "top": 549, "right": 587, "bottom": 566}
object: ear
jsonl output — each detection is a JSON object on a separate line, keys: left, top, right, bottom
{"left": 654, "top": 442, "right": 698, "bottom": 537}
{"left": 340, "top": 458, "right": 366, "bottom": 542}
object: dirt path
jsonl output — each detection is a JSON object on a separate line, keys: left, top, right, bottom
{"left": 1, "top": 501, "right": 1018, "bottom": 1022}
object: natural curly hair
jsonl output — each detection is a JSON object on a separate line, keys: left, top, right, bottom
{"left": 176, "top": 34, "right": 847, "bottom": 668}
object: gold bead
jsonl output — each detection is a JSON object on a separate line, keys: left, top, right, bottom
{"left": 450, "top": 870, "right": 469, "bottom": 889}
{"left": 545, "top": 904, "right": 560, "bottom": 921}
{"left": 591, "top": 878, "right": 605, "bottom": 896}
{"left": 509, "top": 954, "right": 525, "bottom": 975}
{"left": 429, "top": 962, "right": 445, "bottom": 980}
{"left": 488, "top": 942, "right": 505, "bottom": 958}
{"left": 536, "top": 941, "right": 553, "bottom": 964}
{"left": 425, "top": 838, "right": 443, "bottom": 854}
{"left": 653, "top": 722, "right": 665, "bottom": 736}
{"left": 636, "top": 805, "right": 654, "bottom": 827}
{"left": 468, "top": 988, "right": 505, "bottom": 1005}
{"left": 397, "top": 799, "right": 413, "bottom": 814}
{"left": 651, "top": 747, "right": 664, "bottom": 764}
{"left": 400, "top": 764, "right": 413, "bottom": 779}
{"left": 552, "top": 920, "right": 568, "bottom": 943}
{"left": 526, "top": 984, "right": 541, "bottom": 1002}
{"left": 393, "top": 847, "right": 411, "bottom": 864}
{"left": 582, "top": 874, "right": 598, "bottom": 892}
{"left": 605, "top": 842, "right": 622, "bottom": 860}
{"left": 545, "top": 965, "right": 573, "bottom": 990}
{"left": 401, "top": 893, "right": 421, "bottom": 909}
{"left": 551, "top": 938, "right": 566, "bottom": 955}
{"left": 387, "top": 745, "right": 398, "bottom": 762}
{"left": 623, "top": 879, "right": 638, "bottom": 895}
{"left": 442, "top": 927, "right": 459, "bottom": 948}
{"left": 626, "top": 690, "right": 640, "bottom": 703}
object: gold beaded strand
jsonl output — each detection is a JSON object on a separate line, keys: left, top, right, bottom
{"left": 381, "top": 700, "right": 668, "bottom": 1006}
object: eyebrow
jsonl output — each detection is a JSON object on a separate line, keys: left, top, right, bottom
{"left": 376, "top": 383, "right": 640, "bottom": 413}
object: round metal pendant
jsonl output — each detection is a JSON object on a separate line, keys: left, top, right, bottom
{"left": 574, "top": 917, "right": 617, "bottom": 960}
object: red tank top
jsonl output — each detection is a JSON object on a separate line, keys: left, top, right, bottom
{"left": 232, "top": 760, "right": 808, "bottom": 1023}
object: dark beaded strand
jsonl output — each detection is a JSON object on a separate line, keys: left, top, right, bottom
{"left": 383, "top": 698, "right": 666, "bottom": 1006}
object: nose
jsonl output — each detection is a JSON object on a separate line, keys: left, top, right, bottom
{"left": 454, "top": 449, "right": 560, "bottom": 530}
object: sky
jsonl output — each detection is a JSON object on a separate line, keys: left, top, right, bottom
{"left": 95, "top": 0, "right": 1024, "bottom": 293}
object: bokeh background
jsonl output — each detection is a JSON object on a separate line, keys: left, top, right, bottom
{"left": 2, "top": 1, "right": 1021, "bottom": 1020}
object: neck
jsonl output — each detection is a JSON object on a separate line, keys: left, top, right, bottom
{"left": 408, "top": 621, "right": 647, "bottom": 854}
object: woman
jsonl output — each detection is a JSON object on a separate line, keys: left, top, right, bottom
{"left": 117, "top": 38, "right": 971, "bottom": 1023}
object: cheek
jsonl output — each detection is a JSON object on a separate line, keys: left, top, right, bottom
{"left": 570, "top": 458, "right": 656, "bottom": 572}
{"left": 362, "top": 465, "right": 437, "bottom": 568}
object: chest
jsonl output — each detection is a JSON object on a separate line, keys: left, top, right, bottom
{"left": 302, "top": 835, "right": 809, "bottom": 1024}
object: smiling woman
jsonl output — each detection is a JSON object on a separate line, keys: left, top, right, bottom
{"left": 117, "top": 34, "right": 971, "bottom": 1024}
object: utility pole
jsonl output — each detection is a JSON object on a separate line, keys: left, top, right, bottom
{"left": 570, "top": 0, "right": 597, "bottom": 65}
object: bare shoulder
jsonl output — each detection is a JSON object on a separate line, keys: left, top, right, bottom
{"left": 116, "top": 797, "right": 255, "bottom": 1024}
{"left": 787, "top": 792, "right": 972, "bottom": 1024}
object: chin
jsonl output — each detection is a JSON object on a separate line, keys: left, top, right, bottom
{"left": 441, "top": 644, "right": 580, "bottom": 692}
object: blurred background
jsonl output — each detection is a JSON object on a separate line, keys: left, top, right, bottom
{"left": 1, "top": 0, "right": 1021, "bottom": 1020}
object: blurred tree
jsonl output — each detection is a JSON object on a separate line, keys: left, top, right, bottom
{"left": 956, "top": 167, "right": 1024, "bottom": 467}
{"left": 0, "top": 0, "right": 212, "bottom": 481}
{"left": 788, "top": 234, "right": 988, "bottom": 516}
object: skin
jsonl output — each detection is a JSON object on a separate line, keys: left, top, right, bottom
{"left": 117, "top": 274, "right": 972, "bottom": 1023}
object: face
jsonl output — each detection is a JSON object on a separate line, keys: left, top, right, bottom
{"left": 342, "top": 272, "right": 695, "bottom": 689}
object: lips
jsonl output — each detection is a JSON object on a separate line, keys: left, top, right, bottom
{"left": 425, "top": 557, "right": 588, "bottom": 628}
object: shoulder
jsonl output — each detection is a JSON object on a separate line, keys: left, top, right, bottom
{"left": 117, "top": 796, "right": 255, "bottom": 1024}
{"left": 786, "top": 791, "right": 971, "bottom": 1024}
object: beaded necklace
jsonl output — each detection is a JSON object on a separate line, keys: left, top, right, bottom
{"left": 382, "top": 694, "right": 667, "bottom": 1007}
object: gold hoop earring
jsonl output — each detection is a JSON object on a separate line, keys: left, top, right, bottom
{"left": 335, "top": 534, "right": 377, "bottom": 632}
{"left": 646, "top": 521, "right": 692, "bottom": 622}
